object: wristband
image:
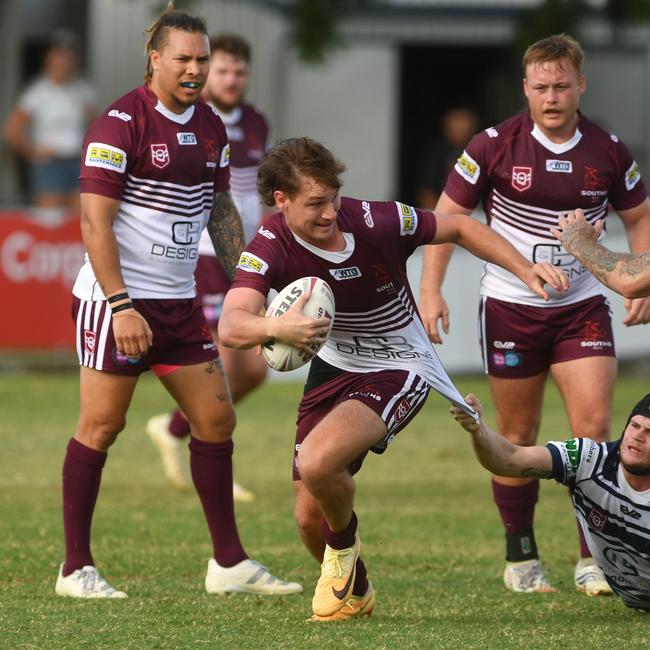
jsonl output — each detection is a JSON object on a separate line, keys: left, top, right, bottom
{"left": 111, "top": 301, "right": 134, "bottom": 314}
{"left": 108, "top": 291, "right": 130, "bottom": 305}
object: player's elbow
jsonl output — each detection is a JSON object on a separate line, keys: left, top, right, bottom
{"left": 620, "top": 276, "right": 650, "bottom": 299}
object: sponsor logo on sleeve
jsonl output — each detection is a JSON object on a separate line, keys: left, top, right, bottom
{"left": 455, "top": 150, "right": 480, "bottom": 184}
{"left": 329, "top": 266, "right": 361, "bottom": 281}
{"left": 257, "top": 226, "right": 275, "bottom": 240}
{"left": 362, "top": 200, "right": 374, "bottom": 228}
{"left": 177, "top": 132, "right": 197, "bottom": 145}
{"left": 236, "top": 252, "right": 268, "bottom": 275}
{"left": 84, "top": 142, "right": 127, "bottom": 173}
{"left": 485, "top": 127, "right": 499, "bottom": 138}
{"left": 151, "top": 143, "right": 170, "bottom": 169}
{"left": 625, "top": 161, "right": 641, "bottom": 191}
{"left": 219, "top": 143, "right": 231, "bottom": 168}
{"left": 395, "top": 202, "right": 418, "bottom": 236}
{"left": 546, "top": 159, "right": 573, "bottom": 173}
{"left": 511, "top": 166, "right": 532, "bottom": 192}
{"left": 108, "top": 109, "right": 131, "bottom": 122}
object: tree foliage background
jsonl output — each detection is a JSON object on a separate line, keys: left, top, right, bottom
{"left": 156, "top": 0, "right": 650, "bottom": 63}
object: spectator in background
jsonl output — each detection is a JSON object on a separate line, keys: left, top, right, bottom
{"left": 415, "top": 107, "right": 478, "bottom": 210}
{"left": 3, "top": 31, "right": 96, "bottom": 219}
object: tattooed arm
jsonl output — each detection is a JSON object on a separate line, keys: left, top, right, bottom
{"left": 552, "top": 209, "right": 650, "bottom": 300}
{"left": 207, "top": 190, "right": 245, "bottom": 281}
{"left": 451, "top": 394, "right": 553, "bottom": 479}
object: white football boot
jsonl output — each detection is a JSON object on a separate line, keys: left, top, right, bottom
{"left": 503, "top": 559, "right": 556, "bottom": 593}
{"left": 575, "top": 558, "right": 613, "bottom": 596}
{"left": 205, "top": 558, "right": 302, "bottom": 595}
{"left": 55, "top": 564, "right": 127, "bottom": 598}
{"left": 146, "top": 413, "right": 191, "bottom": 491}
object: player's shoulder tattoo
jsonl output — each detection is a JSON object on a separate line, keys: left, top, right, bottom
{"left": 207, "top": 191, "right": 245, "bottom": 281}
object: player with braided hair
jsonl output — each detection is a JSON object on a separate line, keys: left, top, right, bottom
{"left": 56, "top": 3, "right": 301, "bottom": 599}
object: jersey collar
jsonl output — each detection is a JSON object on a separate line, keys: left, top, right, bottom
{"left": 208, "top": 103, "right": 242, "bottom": 126}
{"left": 530, "top": 121, "right": 582, "bottom": 154}
{"left": 292, "top": 231, "right": 355, "bottom": 263}
{"left": 154, "top": 100, "right": 195, "bottom": 125}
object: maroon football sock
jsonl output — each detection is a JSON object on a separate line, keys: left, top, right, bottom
{"left": 352, "top": 557, "right": 369, "bottom": 597}
{"left": 492, "top": 479, "right": 539, "bottom": 532}
{"left": 321, "top": 511, "right": 358, "bottom": 550}
{"left": 189, "top": 437, "right": 247, "bottom": 567}
{"left": 493, "top": 479, "right": 540, "bottom": 562}
{"left": 576, "top": 521, "right": 591, "bottom": 558}
{"left": 169, "top": 409, "right": 191, "bottom": 438}
{"left": 61, "top": 438, "right": 107, "bottom": 576}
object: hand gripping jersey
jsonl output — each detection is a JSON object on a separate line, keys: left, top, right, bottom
{"left": 73, "top": 85, "right": 230, "bottom": 300}
{"left": 446, "top": 112, "right": 648, "bottom": 307}
{"left": 231, "top": 197, "right": 476, "bottom": 416}
{"left": 198, "top": 102, "right": 269, "bottom": 254}
{"left": 547, "top": 438, "right": 650, "bottom": 610}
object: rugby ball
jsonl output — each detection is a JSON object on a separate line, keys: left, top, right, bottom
{"left": 262, "top": 277, "right": 335, "bottom": 371}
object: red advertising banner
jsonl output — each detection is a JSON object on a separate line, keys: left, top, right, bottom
{"left": 0, "top": 212, "right": 84, "bottom": 348}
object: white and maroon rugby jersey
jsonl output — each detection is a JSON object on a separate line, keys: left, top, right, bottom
{"left": 73, "top": 85, "right": 230, "bottom": 299}
{"left": 231, "top": 197, "right": 474, "bottom": 412}
{"left": 198, "top": 102, "right": 269, "bottom": 255}
{"left": 446, "top": 112, "right": 647, "bottom": 307}
{"left": 547, "top": 437, "right": 650, "bottom": 611}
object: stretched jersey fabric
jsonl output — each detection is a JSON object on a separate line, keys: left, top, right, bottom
{"left": 198, "top": 102, "right": 269, "bottom": 254}
{"left": 547, "top": 438, "right": 650, "bottom": 610}
{"left": 73, "top": 85, "right": 230, "bottom": 300}
{"left": 445, "top": 112, "right": 648, "bottom": 307}
{"left": 230, "top": 197, "right": 476, "bottom": 416}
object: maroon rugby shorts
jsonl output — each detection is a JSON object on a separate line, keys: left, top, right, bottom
{"left": 479, "top": 295, "right": 615, "bottom": 378}
{"left": 72, "top": 296, "right": 218, "bottom": 375}
{"left": 195, "top": 255, "right": 231, "bottom": 329}
{"left": 292, "top": 369, "right": 430, "bottom": 480}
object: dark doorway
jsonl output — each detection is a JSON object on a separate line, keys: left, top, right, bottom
{"left": 399, "top": 44, "right": 521, "bottom": 205}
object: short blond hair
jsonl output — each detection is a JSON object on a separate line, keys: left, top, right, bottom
{"left": 523, "top": 34, "right": 584, "bottom": 75}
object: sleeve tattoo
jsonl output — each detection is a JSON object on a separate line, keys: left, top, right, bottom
{"left": 521, "top": 467, "right": 553, "bottom": 479}
{"left": 560, "top": 224, "right": 650, "bottom": 289}
{"left": 207, "top": 191, "right": 245, "bottom": 281}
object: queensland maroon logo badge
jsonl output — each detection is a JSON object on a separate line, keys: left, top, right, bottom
{"left": 395, "top": 398, "right": 411, "bottom": 423}
{"left": 84, "top": 330, "right": 96, "bottom": 354}
{"left": 151, "top": 143, "right": 170, "bottom": 169}
{"left": 587, "top": 507, "right": 607, "bottom": 531}
{"left": 511, "top": 166, "right": 532, "bottom": 192}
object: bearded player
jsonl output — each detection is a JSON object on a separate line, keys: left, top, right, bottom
{"left": 146, "top": 34, "right": 269, "bottom": 500}
{"left": 418, "top": 33, "right": 650, "bottom": 595}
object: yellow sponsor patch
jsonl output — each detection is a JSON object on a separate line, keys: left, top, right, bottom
{"left": 395, "top": 202, "right": 418, "bottom": 236}
{"left": 236, "top": 252, "right": 269, "bottom": 275}
{"left": 454, "top": 150, "right": 480, "bottom": 185}
{"left": 625, "top": 160, "right": 641, "bottom": 191}
{"left": 85, "top": 142, "right": 127, "bottom": 173}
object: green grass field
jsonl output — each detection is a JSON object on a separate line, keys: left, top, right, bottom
{"left": 1, "top": 370, "right": 649, "bottom": 649}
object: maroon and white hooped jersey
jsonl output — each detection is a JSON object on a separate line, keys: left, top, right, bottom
{"left": 198, "top": 102, "right": 269, "bottom": 254}
{"left": 446, "top": 112, "right": 648, "bottom": 307}
{"left": 73, "top": 85, "right": 230, "bottom": 300}
{"left": 231, "top": 197, "right": 474, "bottom": 412}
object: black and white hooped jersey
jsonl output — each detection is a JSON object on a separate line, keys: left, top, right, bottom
{"left": 547, "top": 438, "right": 650, "bottom": 610}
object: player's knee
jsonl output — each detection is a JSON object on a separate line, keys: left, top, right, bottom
{"left": 503, "top": 426, "right": 539, "bottom": 446}
{"left": 294, "top": 498, "right": 321, "bottom": 537}
{"left": 297, "top": 448, "right": 333, "bottom": 490}
{"left": 76, "top": 414, "right": 126, "bottom": 450}
{"left": 189, "top": 409, "right": 236, "bottom": 443}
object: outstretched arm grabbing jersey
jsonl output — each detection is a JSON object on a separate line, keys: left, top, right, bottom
{"left": 451, "top": 395, "right": 553, "bottom": 479}
{"left": 433, "top": 211, "right": 569, "bottom": 301}
{"left": 553, "top": 209, "right": 650, "bottom": 301}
